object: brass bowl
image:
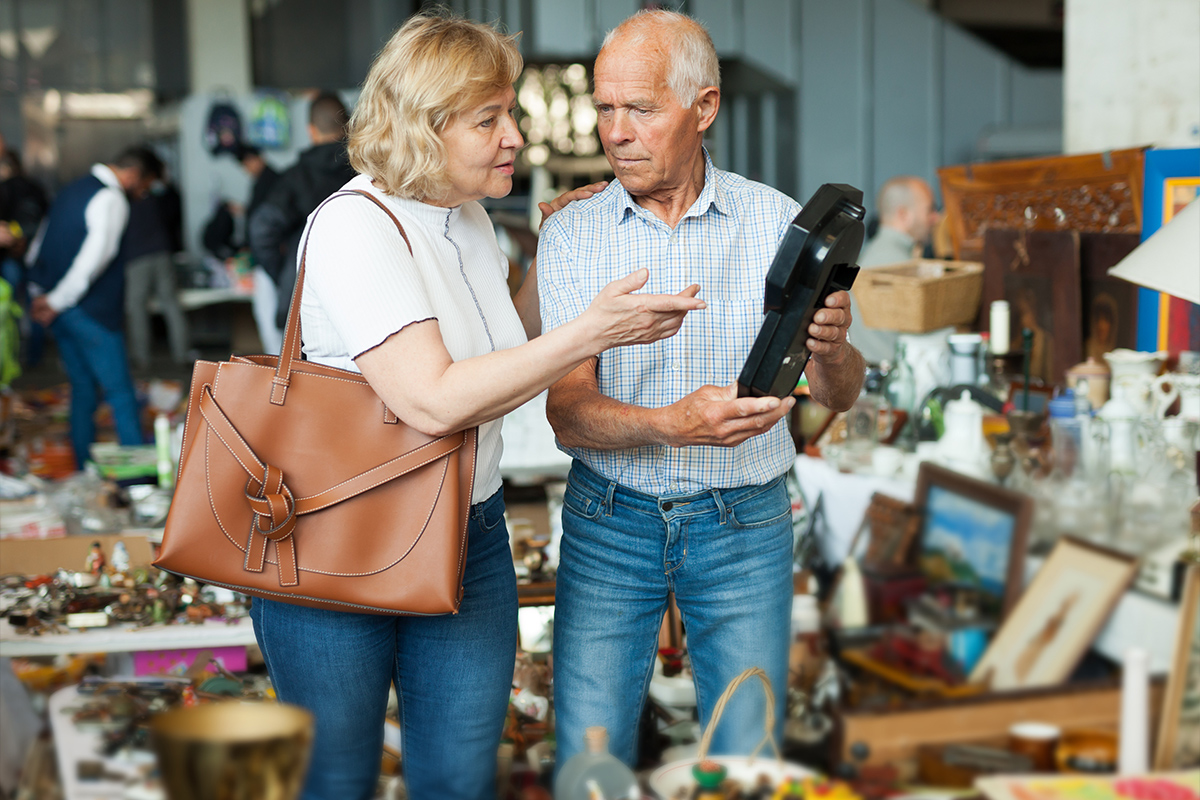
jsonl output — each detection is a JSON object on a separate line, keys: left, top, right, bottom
{"left": 1055, "top": 729, "right": 1118, "bottom": 774}
{"left": 150, "top": 702, "right": 313, "bottom": 800}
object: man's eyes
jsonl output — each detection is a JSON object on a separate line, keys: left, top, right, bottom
{"left": 594, "top": 105, "right": 652, "bottom": 116}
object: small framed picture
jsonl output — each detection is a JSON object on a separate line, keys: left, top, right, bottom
{"left": 1155, "top": 563, "right": 1200, "bottom": 770}
{"left": 1006, "top": 380, "right": 1055, "bottom": 415}
{"left": 915, "top": 462, "right": 1034, "bottom": 621}
{"left": 969, "top": 536, "right": 1139, "bottom": 691}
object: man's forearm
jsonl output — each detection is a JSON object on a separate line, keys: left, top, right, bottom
{"left": 805, "top": 344, "right": 866, "bottom": 412}
{"left": 547, "top": 383, "right": 667, "bottom": 450}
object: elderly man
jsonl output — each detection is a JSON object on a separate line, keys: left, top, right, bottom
{"left": 850, "top": 175, "right": 941, "bottom": 364}
{"left": 537, "top": 9, "right": 865, "bottom": 768}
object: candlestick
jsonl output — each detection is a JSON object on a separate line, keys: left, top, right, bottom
{"left": 990, "top": 300, "right": 1010, "bottom": 355}
{"left": 1119, "top": 647, "right": 1148, "bottom": 774}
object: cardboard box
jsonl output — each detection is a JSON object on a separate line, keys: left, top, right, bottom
{"left": 0, "top": 532, "right": 155, "bottom": 576}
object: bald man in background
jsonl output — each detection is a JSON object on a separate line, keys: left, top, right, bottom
{"left": 849, "top": 175, "right": 940, "bottom": 364}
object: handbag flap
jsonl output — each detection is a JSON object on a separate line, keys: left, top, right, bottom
{"left": 191, "top": 359, "right": 470, "bottom": 578}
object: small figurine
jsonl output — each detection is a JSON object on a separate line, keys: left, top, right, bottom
{"left": 692, "top": 761, "right": 728, "bottom": 800}
{"left": 111, "top": 541, "right": 130, "bottom": 575}
{"left": 772, "top": 779, "right": 806, "bottom": 800}
{"left": 86, "top": 542, "right": 107, "bottom": 575}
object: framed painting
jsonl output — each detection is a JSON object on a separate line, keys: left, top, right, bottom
{"left": 1137, "top": 148, "right": 1200, "bottom": 354}
{"left": 981, "top": 229, "right": 1082, "bottom": 385}
{"left": 969, "top": 537, "right": 1138, "bottom": 691}
{"left": 914, "top": 462, "right": 1033, "bottom": 622}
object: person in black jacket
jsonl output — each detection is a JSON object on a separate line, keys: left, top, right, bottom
{"left": 201, "top": 144, "right": 280, "bottom": 263}
{"left": 0, "top": 145, "right": 49, "bottom": 302}
{"left": 248, "top": 93, "right": 356, "bottom": 351}
{"left": 238, "top": 143, "right": 280, "bottom": 224}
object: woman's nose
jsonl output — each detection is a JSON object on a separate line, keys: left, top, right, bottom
{"left": 502, "top": 115, "right": 524, "bottom": 149}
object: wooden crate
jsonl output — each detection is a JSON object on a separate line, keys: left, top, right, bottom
{"left": 840, "top": 678, "right": 1165, "bottom": 768}
{"left": 854, "top": 259, "right": 984, "bottom": 333}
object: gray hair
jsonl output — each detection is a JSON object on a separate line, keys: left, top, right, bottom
{"left": 600, "top": 9, "right": 720, "bottom": 108}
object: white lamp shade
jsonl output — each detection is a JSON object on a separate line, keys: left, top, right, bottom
{"left": 1107, "top": 198, "right": 1200, "bottom": 304}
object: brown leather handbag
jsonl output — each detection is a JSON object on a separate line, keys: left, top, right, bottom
{"left": 154, "top": 190, "right": 477, "bottom": 615}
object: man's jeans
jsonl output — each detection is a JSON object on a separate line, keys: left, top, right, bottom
{"left": 50, "top": 307, "right": 143, "bottom": 467}
{"left": 553, "top": 461, "right": 794, "bottom": 770}
{"left": 249, "top": 489, "right": 518, "bottom": 800}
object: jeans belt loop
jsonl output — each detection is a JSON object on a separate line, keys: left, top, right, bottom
{"left": 603, "top": 481, "right": 617, "bottom": 518}
{"left": 713, "top": 487, "right": 729, "bottom": 525}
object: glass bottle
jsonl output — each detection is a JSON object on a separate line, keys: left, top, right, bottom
{"left": 884, "top": 340, "right": 917, "bottom": 449}
{"left": 884, "top": 340, "right": 916, "bottom": 416}
{"left": 990, "top": 432, "right": 1017, "bottom": 486}
{"left": 554, "top": 727, "right": 640, "bottom": 800}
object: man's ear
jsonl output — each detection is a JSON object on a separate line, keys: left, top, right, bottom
{"left": 695, "top": 86, "right": 720, "bottom": 134}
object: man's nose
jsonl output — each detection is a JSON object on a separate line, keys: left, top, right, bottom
{"left": 604, "top": 112, "right": 633, "bottom": 145}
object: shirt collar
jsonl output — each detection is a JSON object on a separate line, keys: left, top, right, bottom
{"left": 92, "top": 163, "right": 123, "bottom": 191}
{"left": 610, "top": 148, "right": 726, "bottom": 225}
{"left": 395, "top": 196, "right": 463, "bottom": 229}
{"left": 875, "top": 225, "right": 915, "bottom": 253}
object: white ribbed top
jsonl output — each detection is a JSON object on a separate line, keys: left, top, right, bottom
{"left": 297, "top": 174, "right": 527, "bottom": 503}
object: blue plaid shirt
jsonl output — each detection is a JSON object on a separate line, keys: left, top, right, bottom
{"left": 538, "top": 152, "right": 802, "bottom": 495}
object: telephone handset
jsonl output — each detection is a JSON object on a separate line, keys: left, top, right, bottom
{"left": 737, "top": 183, "right": 866, "bottom": 398}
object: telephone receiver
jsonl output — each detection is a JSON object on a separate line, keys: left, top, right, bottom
{"left": 737, "top": 183, "right": 865, "bottom": 398}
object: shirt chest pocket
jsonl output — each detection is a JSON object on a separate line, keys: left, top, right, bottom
{"left": 681, "top": 237, "right": 765, "bottom": 304}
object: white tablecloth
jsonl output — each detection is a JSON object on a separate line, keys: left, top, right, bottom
{"left": 0, "top": 617, "right": 257, "bottom": 658}
{"left": 792, "top": 453, "right": 915, "bottom": 565}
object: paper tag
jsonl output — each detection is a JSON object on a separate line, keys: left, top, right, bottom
{"left": 66, "top": 612, "right": 110, "bottom": 628}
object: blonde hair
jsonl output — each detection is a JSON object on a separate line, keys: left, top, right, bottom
{"left": 600, "top": 10, "right": 719, "bottom": 108}
{"left": 348, "top": 13, "right": 522, "bottom": 201}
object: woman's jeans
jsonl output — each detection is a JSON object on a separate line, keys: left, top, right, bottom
{"left": 553, "top": 461, "right": 794, "bottom": 771}
{"left": 249, "top": 489, "right": 518, "bottom": 800}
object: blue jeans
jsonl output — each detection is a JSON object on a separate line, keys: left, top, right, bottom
{"left": 553, "top": 461, "right": 794, "bottom": 770}
{"left": 49, "top": 307, "right": 143, "bottom": 467}
{"left": 249, "top": 489, "right": 518, "bottom": 800}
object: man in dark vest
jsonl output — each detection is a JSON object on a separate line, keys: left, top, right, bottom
{"left": 27, "top": 146, "right": 159, "bottom": 468}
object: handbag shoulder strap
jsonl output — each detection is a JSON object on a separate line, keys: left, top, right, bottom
{"left": 271, "top": 189, "right": 414, "bottom": 405}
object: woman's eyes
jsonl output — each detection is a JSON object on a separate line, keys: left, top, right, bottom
{"left": 479, "top": 107, "right": 518, "bottom": 129}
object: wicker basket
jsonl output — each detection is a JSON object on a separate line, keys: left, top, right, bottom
{"left": 647, "top": 667, "right": 817, "bottom": 798}
{"left": 853, "top": 259, "right": 984, "bottom": 333}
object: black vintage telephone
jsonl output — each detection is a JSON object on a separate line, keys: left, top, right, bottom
{"left": 737, "top": 183, "right": 866, "bottom": 398}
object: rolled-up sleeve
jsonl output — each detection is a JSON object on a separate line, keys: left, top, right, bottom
{"left": 536, "top": 220, "right": 590, "bottom": 336}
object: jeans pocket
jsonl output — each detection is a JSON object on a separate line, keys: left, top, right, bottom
{"left": 727, "top": 483, "right": 791, "bottom": 530}
{"left": 476, "top": 496, "right": 507, "bottom": 533}
{"left": 562, "top": 482, "right": 603, "bottom": 521}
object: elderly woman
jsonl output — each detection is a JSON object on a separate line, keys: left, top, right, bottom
{"left": 246, "top": 13, "right": 704, "bottom": 800}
